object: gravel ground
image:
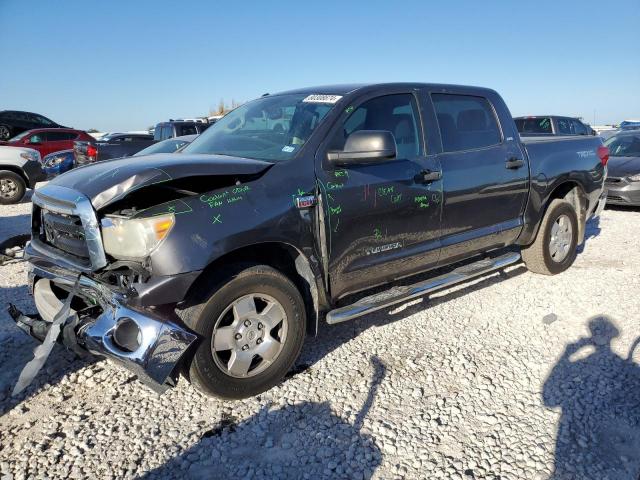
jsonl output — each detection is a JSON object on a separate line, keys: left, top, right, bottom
{"left": 1, "top": 198, "right": 639, "bottom": 480}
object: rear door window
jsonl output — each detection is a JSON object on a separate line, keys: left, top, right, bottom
{"left": 47, "top": 131, "right": 76, "bottom": 141}
{"left": 514, "top": 117, "right": 552, "bottom": 135}
{"left": 557, "top": 118, "right": 572, "bottom": 135}
{"left": 432, "top": 94, "right": 502, "bottom": 152}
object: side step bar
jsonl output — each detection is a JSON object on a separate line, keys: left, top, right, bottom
{"left": 326, "top": 252, "right": 521, "bottom": 325}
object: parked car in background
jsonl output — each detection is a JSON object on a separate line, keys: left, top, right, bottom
{"left": 0, "top": 128, "right": 94, "bottom": 158}
{"left": 17, "top": 82, "right": 607, "bottom": 398}
{"left": 0, "top": 145, "right": 44, "bottom": 204}
{"left": 514, "top": 116, "right": 596, "bottom": 136}
{"left": 133, "top": 134, "right": 197, "bottom": 156}
{"left": 153, "top": 120, "right": 209, "bottom": 141}
{"left": 42, "top": 149, "right": 74, "bottom": 178}
{"left": 0, "top": 111, "right": 67, "bottom": 141}
{"left": 73, "top": 132, "right": 155, "bottom": 166}
{"left": 603, "top": 131, "right": 640, "bottom": 206}
{"left": 618, "top": 120, "right": 640, "bottom": 132}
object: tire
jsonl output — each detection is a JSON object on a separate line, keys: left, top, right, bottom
{"left": 178, "top": 264, "right": 306, "bottom": 399}
{"left": 0, "top": 170, "right": 27, "bottom": 205}
{"left": 521, "top": 199, "right": 579, "bottom": 275}
{"left": 0, "top": 125, "right": 11, "bottom": 141}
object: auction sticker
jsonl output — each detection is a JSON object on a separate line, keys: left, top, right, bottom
{"left": 303, "top": 94, "right": 343, "bottom": 104}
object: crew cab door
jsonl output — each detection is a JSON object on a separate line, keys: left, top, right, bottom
{"left": 429, "top": 91, "right": 529, "bottom": 264}
{"left": 316, "top": 92, "right": 443, "bottom": 300}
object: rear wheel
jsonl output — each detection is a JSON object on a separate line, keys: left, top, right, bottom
{"left": 521, "top": 199, "right": 579, "bottom": 275}
{"left": 0, "top": 170, "right": 26, "bottom": 205}
{"left": 178, "top": 264, "right": 306, "bottom": 399}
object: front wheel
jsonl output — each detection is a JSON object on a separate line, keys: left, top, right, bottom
{"left": 178, "top": 264, "right": 306, "bottom": 399}
{"left": 0, "top": 125, "right": 11, "bottom": 141}
{"left": 521, "top": 199, "right": 579, "bottom": 275}
{"left": 0, "top": 170, "right": 27, "bottom": 205}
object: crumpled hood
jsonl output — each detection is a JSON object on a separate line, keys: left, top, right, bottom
{"left": 607, "top": 156, "right": 640, "bottom": 177}
{"left": 49, "top": 153, "right": 273, "bottom": 209}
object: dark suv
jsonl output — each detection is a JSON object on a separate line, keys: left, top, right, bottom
{"left": 153, "top": 121, "right": 209, "bottom": 141}
{"left": 0, "top": 110, "right": 66, "bottom": 141}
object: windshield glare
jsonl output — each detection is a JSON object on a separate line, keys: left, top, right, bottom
{"left": 605, "top": 134, "right": 640, "bottom": 157}
{"left": 183, "top": 94, "right": 335, "bottom": 161}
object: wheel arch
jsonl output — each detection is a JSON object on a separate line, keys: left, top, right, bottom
{"left": 0, "top": 165, "right": 29, "bottom": 186}
{"left": 519, "top": 179, "right": 588, "bottom": 247}
{"left": 180, "top": 241, "right": 328, "bottom": 336}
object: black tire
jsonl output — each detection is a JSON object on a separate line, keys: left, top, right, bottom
{"left": 0, "top": 170, "right": 27, "bottom": 205}
{"left": 521, "top": 199, "right": 579, "bottom": 275}
{"left": 0, "top": 125, "right": 11, "bottom": 141}
{"left": 177, "top": 264, "right": 306, "bottom": 399}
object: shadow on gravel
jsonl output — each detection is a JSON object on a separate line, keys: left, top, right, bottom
{"left": 142, "top": 356, "right": 386, "bottom": 480}
{"left": 543, "top": 316, "right": 640, "bottom": 479}
{"left": 0, "top": 285, "right": 95, "bottom": 417}
{"left": 577, "top": 216, "right": 601, "bottom": 254}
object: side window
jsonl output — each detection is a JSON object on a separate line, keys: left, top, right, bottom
{"left": 162, "top": 126, "right": 173, "bottom": 140}
{"left": 28, "top": 133, "right": 46, "bottom": 143}
{"left": 47, "top": 131, "right": 76, "bottom": 141}
{"left": 557, "top": 118, "right": 572, "bottom": 135}
{"left": 331, "top": 94, "right": 422, "bottom": 159}
{"left": 571, "top": 119, "right": 587, "bottom": 135}
{"left": 432, "top": 94, "right": 501, "bottom": 152}
{"left": 178, "top": 125, "right": 198, "bottom": 136}
{"left": 34, "top": 115, "right": 54, "bottom": 126}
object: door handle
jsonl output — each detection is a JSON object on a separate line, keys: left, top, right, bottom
{"left": 416, "top": 169, "right": 442, "bottom": 183}
{"left": 505, "top": 158, "right": 524, "bottom": 169}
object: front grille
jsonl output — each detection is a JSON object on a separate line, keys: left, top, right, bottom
{"left": 607, "top": 195, "right": 626, "bottom": 202}
{"left": 605, "top": 177, "right": 622, "bottom": 184}
{"left": 41, "top": 210, "right": 89, "bottom": 258}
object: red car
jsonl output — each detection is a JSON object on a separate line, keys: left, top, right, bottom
{"left": 0, "top": 128, "right": 94, "bottom": 158}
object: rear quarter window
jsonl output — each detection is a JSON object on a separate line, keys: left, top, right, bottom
{"left": 432, "top": 94, "right": 502, "bottom": 152}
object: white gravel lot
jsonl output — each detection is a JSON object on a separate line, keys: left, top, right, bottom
{"left": 1, "top": 196, "right": 639, "bottom": 480}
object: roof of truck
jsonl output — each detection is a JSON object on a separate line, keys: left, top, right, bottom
{"left": 273, "top": 83, "right": 497, "bottom": 97}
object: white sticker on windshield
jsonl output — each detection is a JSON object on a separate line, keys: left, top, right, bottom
{"left": 282, "top": 145, "right": 295, "bottom": 153}
{"left": 303, "top": 94, "right": 343, "bottom": 104}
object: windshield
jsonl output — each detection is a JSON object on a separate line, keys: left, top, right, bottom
{"left": 605, "top": 134, "right": 640, "bottom": 157}
{"left": 8, "top": 130, "right": 31, "bottom": 142}
{"left": 183, "top": 94, "right": 336, "bottom": 161}
{"left": 134, "top": 138, "right": 191, "bottom": 156}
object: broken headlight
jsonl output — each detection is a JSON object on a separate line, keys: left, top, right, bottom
{"left": 101, "top": 214, "right": 175, "bottom": 259}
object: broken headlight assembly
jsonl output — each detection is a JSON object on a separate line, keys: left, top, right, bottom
{"left": 101, "top": 214, "right": 175, "bottom": 260}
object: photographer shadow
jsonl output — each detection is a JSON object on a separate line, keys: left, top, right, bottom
{"left": 543, "top": 316, "right": 640, "bottom": 479}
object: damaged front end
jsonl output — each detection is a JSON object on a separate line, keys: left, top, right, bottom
{"left": 16, "top": 184, "right": 199, "bottom": 393}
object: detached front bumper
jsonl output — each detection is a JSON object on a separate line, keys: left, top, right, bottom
{"left": 19, "top": 244, "right": 199, "bottom": 393}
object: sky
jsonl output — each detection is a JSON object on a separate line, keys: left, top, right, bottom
{"left": 1, "top": 0, "right": 638, "bottom": 131}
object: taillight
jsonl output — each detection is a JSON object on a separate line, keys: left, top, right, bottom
{"left": 86, "top": 145, "right": 98, "bottom": 158}
{"left": 597, "top": 145, "right": 609, "bottom": 166}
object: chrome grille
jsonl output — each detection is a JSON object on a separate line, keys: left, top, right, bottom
{"left": 31, "top": 185, "right": 107, "bottom": 271}
{"left": 41, "top": 210, "right": 89, "bottom": 258}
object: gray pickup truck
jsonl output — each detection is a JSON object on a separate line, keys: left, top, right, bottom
{"left": 12, "top": 83, "right": 608, "bottom": 399}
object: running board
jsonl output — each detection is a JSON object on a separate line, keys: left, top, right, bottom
{"left": 326, "top": 252, "right": 521, "bottom": 325}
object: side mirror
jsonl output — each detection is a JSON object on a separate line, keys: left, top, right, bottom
{"left": 327, "top": 130, "right": 396, "bottom": 165}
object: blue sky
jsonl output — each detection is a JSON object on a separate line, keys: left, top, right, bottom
{"left": 1, "top": 0, "right": 638, "bottom": 131}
